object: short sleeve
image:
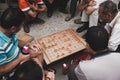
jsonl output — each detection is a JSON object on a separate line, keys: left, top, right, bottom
{"left": 19, "top": 0, "right": 30, "bottom": 12}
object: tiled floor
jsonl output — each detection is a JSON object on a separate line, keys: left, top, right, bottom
{"left": 17, "top": 10, "right": 86, "bottom": 80}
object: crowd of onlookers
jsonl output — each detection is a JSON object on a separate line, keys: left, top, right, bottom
{"left": 1, "top": 0, "right": 120, "bottom": 80}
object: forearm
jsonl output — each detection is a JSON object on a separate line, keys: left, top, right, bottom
{"left": 0, "top": 58, "right": 21, "bottom": 74}
{"left": 77, "top": 2, "right": 88, "bottom": 11}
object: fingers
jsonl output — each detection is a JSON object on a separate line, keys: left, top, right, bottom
{"left": 29, "top": 41, "right": 41, "bottom": 51}
{"left": 29, "top": 41, "right": 43, "bottom": 58}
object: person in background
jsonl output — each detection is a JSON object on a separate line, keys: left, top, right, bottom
{"left": 19, "top": 0, "right": 46, "bottom": 33}
{"left": 43, "top": 0, "right": 55, "bottom": 17}
{"left": 43, "top": 0, "right": 69, "bottom": 17}
{"left": 68, "top": 26, "right": 120, "bottom": 80}
{"left": 99, "top": 0, "right": 120, "bottom": 52}
{"left": 0, "top": 7, "right": 30, "bottom": 80}
{"left": 76, "top": 0, "right": 107, "bottom": 33}
{"left": 65, "top": 0, "right": 80, "bottom": 21}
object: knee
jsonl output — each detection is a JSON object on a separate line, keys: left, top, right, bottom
{"left": 85, "top": 6, "right": 96, "bottom": 15}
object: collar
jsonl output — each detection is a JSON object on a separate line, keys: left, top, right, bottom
{"left": 109, "top": 11, "right": 120, "bottom": 27}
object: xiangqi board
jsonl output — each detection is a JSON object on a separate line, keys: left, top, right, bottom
{"left": 37, "top": 28, "right": 86, "bottom": 64}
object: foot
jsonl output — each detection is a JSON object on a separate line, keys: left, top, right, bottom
{"left": 23, "top": 24, "right": 30, "bottom": 33}
{"left": 59, "top": 9, "right": 68, "bottom": 14}
{"left": 65, "top": 15, "right": 74, "bottom": 21}
{"left": 76, "top": 22, "right": 89, "bottom": 33}
{"left": 74, "top": 19, "right": 83, "bottom": 24}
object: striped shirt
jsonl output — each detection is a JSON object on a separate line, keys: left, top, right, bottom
{"left": 0, "top": 31, "right": 20, "bottom": 65}
{"left": 19, "top": 0, "right": 44, "bottom": 12}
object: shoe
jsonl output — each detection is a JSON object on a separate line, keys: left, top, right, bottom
{"left": 76, "top": 22, "right": 89, "bottom": 33}
{"left": 23, "top": 23, "right": 30, "bottom": 33}
{"left": 59, "top": 9, "right": 68, "bottom": 14}
{"left": 65, "top": 14, "right": 74, "bottom": 21}
{"left": 74, "top": 19, "right": 83, "bottom": 24}
{"left": 33, "top": 18, "right": 45, "bottom": 24}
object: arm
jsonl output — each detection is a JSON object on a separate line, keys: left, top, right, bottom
{"left": 85, "top": 6, "right": 96, "bottom": 15}
{"left": 27, "top": 9, "right": 38, "bottom": 18}
{"left": 29, "top": 3, "right": 46, "bottom": 13}
{"left": 0, "top": 53, "right": 30, "bottom": 74}
{"left": 77, "top": 0, "right": 88, "bottom": 11}
{"left": 29, "top": 41, "right": 44, "bottom": 65}
{"left": 85, "top": 0, "right": 96, "bottom": 15}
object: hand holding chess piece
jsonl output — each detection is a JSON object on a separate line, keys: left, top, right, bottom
{"left": 29, "top": 40, "right": 42, "bottom": 58}
{"left": 29, "top": 40, "right": 44, "bottom": 66}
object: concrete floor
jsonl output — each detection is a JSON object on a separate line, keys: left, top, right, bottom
{"left": 17, "top": 10, "right": 86, "bottom": 80}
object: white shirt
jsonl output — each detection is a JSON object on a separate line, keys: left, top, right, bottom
{"left": 75, "top": 52, "right": 120, "bottom": 80}
{"left": 105, "top": 12, "right": 120, "bottom": 51}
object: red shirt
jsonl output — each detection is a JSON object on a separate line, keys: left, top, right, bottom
{"left": 19, "top": 0, "right": 44, "bottom": 12}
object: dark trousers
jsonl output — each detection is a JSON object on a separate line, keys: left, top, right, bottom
{"left": 56, "top": 0, "right": 69, "bottom": 10}
{"left": 43, "top": 0, "right": 69, "bottom": 11}
{"left": 69, "top": 0, "right": 79, "bottom": 16}
{"left": 43, "top": 0, "right": 56, "bottom": 12}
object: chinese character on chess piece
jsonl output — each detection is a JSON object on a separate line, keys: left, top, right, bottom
{"left": 62, "top": 63, "right": 69, "bottom": 75}
{"left": 22, "top": 46, "right": 29, "bottom": 55}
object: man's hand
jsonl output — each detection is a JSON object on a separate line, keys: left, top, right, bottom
{"left": 29, "top": 41, "right": 43, "bottom": 58}
{"left": 29, "top": 2, "right": 38, "bottom": 11}
{"left": 88, "top": 0, "right": 96, "bottom": 6}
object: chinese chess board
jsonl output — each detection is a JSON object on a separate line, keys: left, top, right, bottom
{"left": 37, "top": 28, "right": 86, "bottom": 64}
